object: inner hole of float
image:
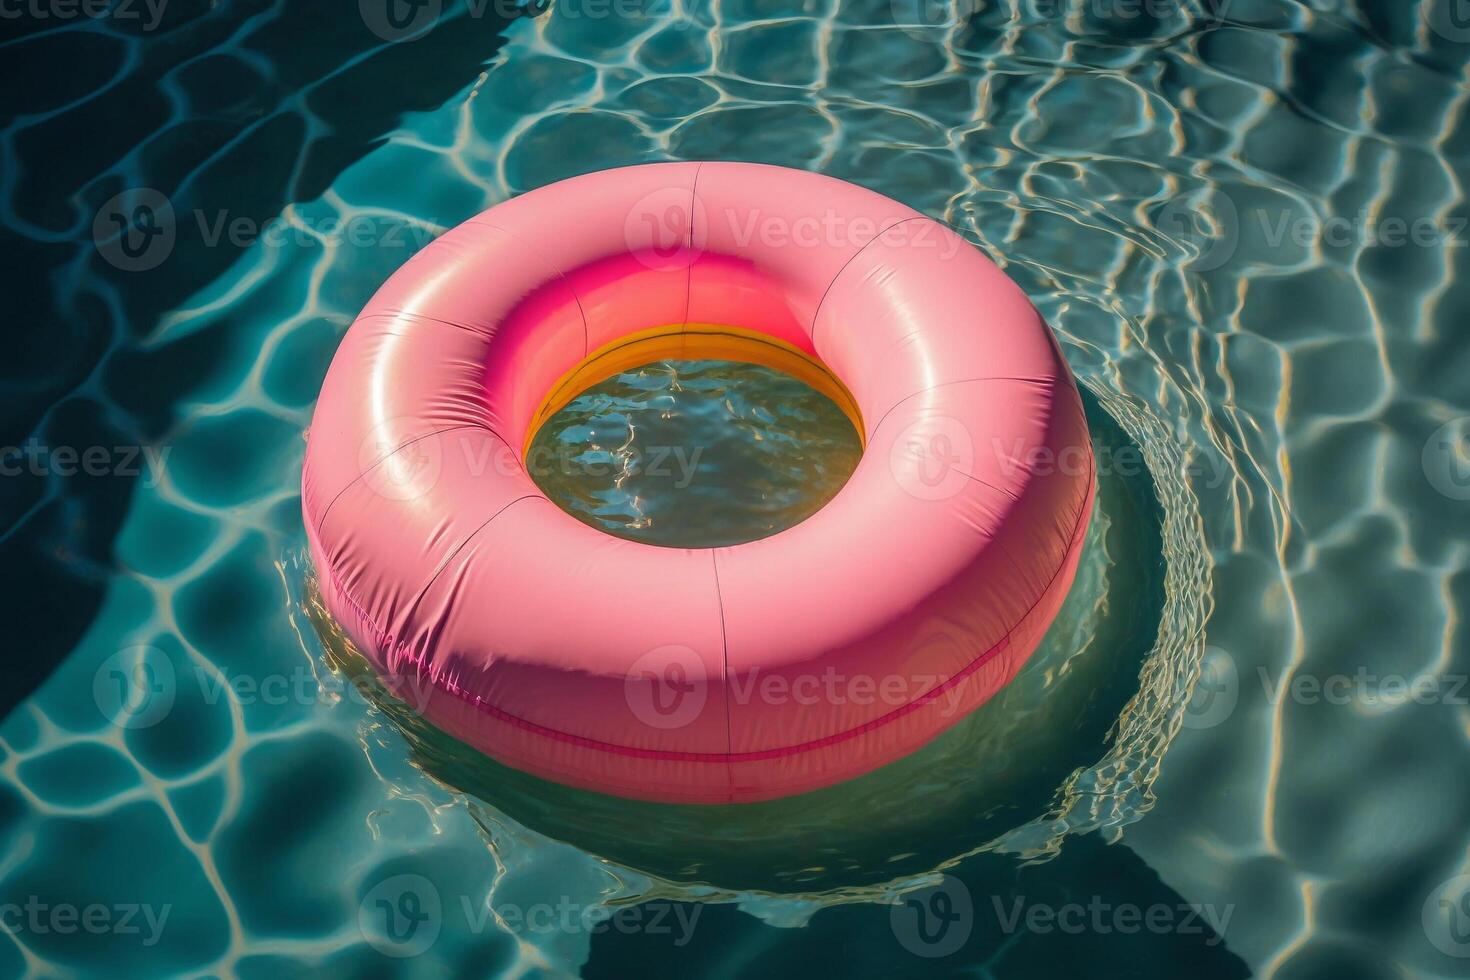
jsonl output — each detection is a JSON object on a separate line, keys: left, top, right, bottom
{"left": 524, "top": 339, "right": 864, "bottom": 549}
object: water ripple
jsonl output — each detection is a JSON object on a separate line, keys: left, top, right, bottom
{"left": 1, "top": 2, "right": 1467, "bottom": 976}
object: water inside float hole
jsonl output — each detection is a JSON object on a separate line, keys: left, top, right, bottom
{"left": 525, "top": 358, "right": 864, "bottom": 548}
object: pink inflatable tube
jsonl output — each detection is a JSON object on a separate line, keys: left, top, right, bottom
{"left": 303, "top": 162, "right": 1095, "bottom": 804}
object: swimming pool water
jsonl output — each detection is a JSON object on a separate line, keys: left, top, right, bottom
{"left": 2, "top": 1, "right": 1469, "bottom": 977}
{"left": 526, "top": 359, "right": 863, "bottom": 547}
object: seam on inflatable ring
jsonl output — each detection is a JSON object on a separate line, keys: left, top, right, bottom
{"left": 324, "top": 468, "right": 1096, "bottom": 765}
{"left": 395, "top": 493, "right": 545, "bottom": 638}
{"left": 709, "top": 548, "right": 733, "bottom": 787}
{"left": 961, "top": 470, "right": 1021, "bottom": 503}
{"left": 321, "top": 494, "right": 543, "bottom": 677}
{"left": 809, "top": 215, "right": 929, "bottom": 347}
{"left": 335, "top": 309, "right": 516, "bottom": 445}
{"left": 313, "top": 422, "right": 487, "bottom": 536}
{"left": 683, "top": 162, "right": 703, "bottom": 330}
{"left": 355, "top": 309, "right": 502, "bottom": 338}
{"left": 863, "top": 374, "right": 1057, "bottom": 447}
{"left": 354, "top": 309, "right": 530, "bottom": 384}
{"left": 311, "top": 306, "right": 528, "bottom": 535}
{"left": 471, "top": 221, "right": 591, "bottom": 359}
{"left": 960, "top": 429, "right": 1095, "bottom": 615}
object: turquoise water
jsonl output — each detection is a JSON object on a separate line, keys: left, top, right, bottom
{"left": 526, "top": 359, "right": 863, "bottom": 546}
{"left": 3, "top": 1, "right": 1470, "bottom": 977}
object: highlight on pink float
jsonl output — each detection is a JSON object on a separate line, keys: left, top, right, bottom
{"left": 303, "top": 161, "right": 1095, "bottom": 804}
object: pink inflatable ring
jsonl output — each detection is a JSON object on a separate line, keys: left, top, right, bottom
{"left": 303, "top": 162, "right": 1095, "bottom": 804}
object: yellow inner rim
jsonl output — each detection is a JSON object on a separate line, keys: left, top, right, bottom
{"left": 523, "top": 323, "right": 866, "bottom": 458}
